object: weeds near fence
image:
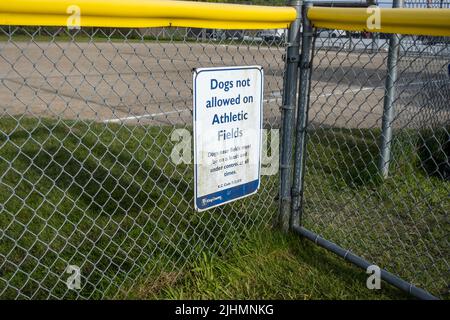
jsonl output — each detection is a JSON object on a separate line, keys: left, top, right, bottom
{"left": 304, "top": 127, "right": 449, "bottom": 298}
{"left": 1, "top": 116, "right": 448, "bottom": 298}
{"left": 124, "top": 229, "right": 409, "bottom": 300}
{"left": 0, "top": 116, "right": 278, "bottom": 299}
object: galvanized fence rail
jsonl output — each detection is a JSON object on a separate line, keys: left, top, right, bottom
{"left": 288, "top": 3, "right": 449, "bottom": 300}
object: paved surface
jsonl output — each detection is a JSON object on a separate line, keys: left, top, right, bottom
{"left": 0, "top": 40, "right": 448, "bottom": 129}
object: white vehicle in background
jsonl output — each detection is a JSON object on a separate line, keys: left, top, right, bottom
{"left": 317, "top": 29, "right": 346, "bottom": 38}
{"left": 243, "top": 34, "right": 263, "bottom": 42}
{"left": 258, "top": 29, "right": 286, "bottom": 43}
{"left": 310, "top": 0, "right": 446, "bottom": 9}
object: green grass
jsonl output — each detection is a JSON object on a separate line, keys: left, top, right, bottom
{"left": 302, "top": 127, "right": 449, "bottom": 299}
{"left": 123, "top": 229, "right": 409, "bottom": 300}
{"left": 0, "top": 30, "right": 280, "bottom": 47}
{"left": 0, "top": 116, "right": 447, "bottom": 299}
{"left": 0, "top": 27, "right": 286, "bottom": 49}
{"left": 0, "top": 32, "right": 198, "bottom": 44}
{"left": 0, "top": 116, "right": 278, "bottom": 299}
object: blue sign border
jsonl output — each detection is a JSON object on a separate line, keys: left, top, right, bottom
{"left": 193, "top": 66, "right": 263, "bottom": 211}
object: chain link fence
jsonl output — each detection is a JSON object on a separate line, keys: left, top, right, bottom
{"left": 0, "top": 25, "right": 286, "bottom": 299}
{"left": 300, "top": 26, "right": 449, "bottom": 298}
{"left": 1, "top": 1, "right": 449, "bottom": 300}
{"left": 313, "top": 1, "right": 450, "bottom": 54}
{"left": 402, "top": 0, "right": 450, "bottom": 8}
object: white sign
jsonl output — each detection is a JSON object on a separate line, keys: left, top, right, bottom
{"left": 193, "top": 66, "right": 263, "bottom": 211}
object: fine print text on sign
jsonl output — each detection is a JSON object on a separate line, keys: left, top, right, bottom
{"left": 193, "top": 66, "right": 263, "bottom": 211}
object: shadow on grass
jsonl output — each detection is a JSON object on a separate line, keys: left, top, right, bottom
{"left": 308, "top": 128, "right": 383, "bottom": 189}
{"left": 18, "top": 127, "right": 189, "bottom": 215}
{"left": 0, "top": 117, "right": 276, "bottom": 299}
{"left": 307, "top": 126, "right": 450, "bottom": 189}
{"left": 288, "top": 237, "right": 412, "bottom": 300}
{"left": 138, "top": 229, "right": 411, "bottom": 300}
{"left": 416, "top": 127, "right": 450, "bottom": 181}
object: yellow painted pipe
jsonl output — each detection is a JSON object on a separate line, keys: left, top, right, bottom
{"left": 0, "top": 0, "right": 297, "bottom": 29}
{"left": 307, "top": 8, "right": 450, "bottom": 37}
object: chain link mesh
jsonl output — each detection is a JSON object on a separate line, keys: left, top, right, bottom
{"left": 302, "top": 27, "right": 449, "bottom": 298}
{"left": 0, "top": 26, "right": 285, "bottom": 299}
{"left": 1, "top": 3, "right": 449, "bottom": 301}
{"left": 402, "top": 0, "right": 450, "bottom": 8}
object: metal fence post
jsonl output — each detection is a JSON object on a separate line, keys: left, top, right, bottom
{"left": 279, "top": 0, "right": 302, "bottom": 232}
{"left": 378, "top": 0, "right": 403, "bottom": 178}
{"left": 290, "top": 2, "right": 314, "bottom": 229}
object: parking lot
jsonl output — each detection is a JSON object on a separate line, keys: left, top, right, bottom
{"left": 0, "top": 35, "right": 448, "bottom": 129}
